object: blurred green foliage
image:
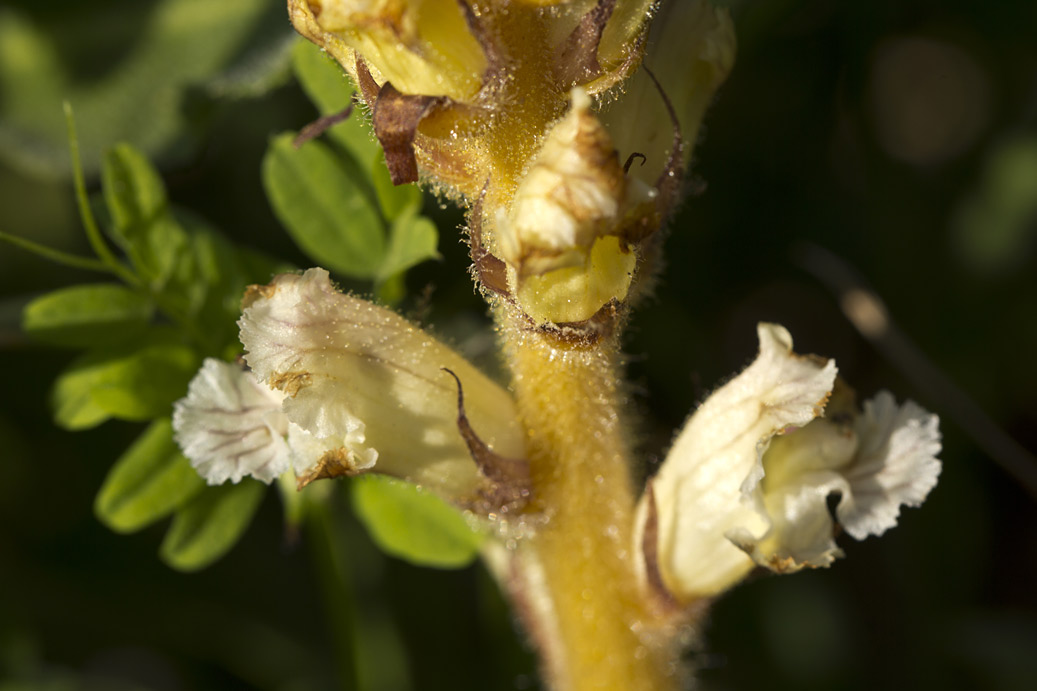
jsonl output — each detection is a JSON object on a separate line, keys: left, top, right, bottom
{"left": 350, "top": 476, "right": 484, "bottom": 570}
{"left": 1, "top": 0, "right": 1035, "bottom": 690}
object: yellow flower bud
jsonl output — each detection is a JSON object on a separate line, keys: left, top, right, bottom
{"left": 493, "top": 88, "right": 655, "bottom": 324}
{"left": 497, "top": 89, "right": 626, "bottom": 277}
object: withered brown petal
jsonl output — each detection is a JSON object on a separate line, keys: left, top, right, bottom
{"left": 643, "top": 65, "right": 685, "bottom": 211}
{"left": 639, "top": 481, "right": 681, "bottom": 612}
{"left": 554, "top": 0, "right": 618, "bottom": 87}
{"left": 456, "top": 0, "right": 504, "bottom": 84}
{"left": 354, "top": 56, "right": 380, "bottom": 106}
{"left": 356, "top": 58, "right": 448, "bottom": 186}
{"left": 295, "top": 446, "right": 366, "bottom": 490}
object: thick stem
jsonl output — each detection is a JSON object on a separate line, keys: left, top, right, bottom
{"left": 499, "top": 308, "right": 683, "bottom": 691}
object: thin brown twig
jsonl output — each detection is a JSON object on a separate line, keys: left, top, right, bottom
{"left": 795, "top": 242, "right": 1037, "bottom": 500}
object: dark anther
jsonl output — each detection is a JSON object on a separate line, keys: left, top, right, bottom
{"left": 623, "top": 152, "right": 647, "bottom": 173}
{"left": 293, "top": 101, "right": 356, "bottom": 149}
{"left": 469, "top": 189, "right": 510, "bottom": 296}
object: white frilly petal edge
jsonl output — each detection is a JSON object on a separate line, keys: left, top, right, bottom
{"left": 172, "top": 358, "right": 291, "bottom": 485}
{"left": 838, "top": 391, "right": 942, "bottom": 540}
{"left": 635, "top": 323, "right": 837, "bottom": 601}
{"left": 173, "top": 359, "right": 380, "bottom": 486}
{"left": 732, "top": 391, "right": 942, "bottom": 574}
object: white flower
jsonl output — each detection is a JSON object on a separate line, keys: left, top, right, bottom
{"left": 635, "top": 323, "right": 837, "bottom": 600}
{"left": 635, "top": 323, "right": 942, "bottom": 603}
{"left": 236, "top": 268, "right": 528, "bottom": 507}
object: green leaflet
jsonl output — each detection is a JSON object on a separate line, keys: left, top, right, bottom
{"left": 160, "top": 481, "right": 265, "bottom": 572}
{"left": 262, "top": 134, "right": 438, "bottom": 284}
{"left": 22, "top": 283, "right": 153, "bottom": 348}
{"left": 95, "top": 418, "right": 206, "bottom": 533}
{"left": 102, "top": 142, "right": 168, "bottom": 236}
{"left": 277, "top": 41, "right": 439, "bottom": 285}
{"left": 98, "top": 142, "right": 286, "bottom": 353}
{"left": 263, "top": 133, "right": 385, "bottom": 279}
{"left": 101, "top": 142, "right": 183, "bottom": 285}
{"left": 51, "top": 330, "right": 200, "bottom": 430}
{"left": 351, "top": 476, "right": 484, "bottom": 569}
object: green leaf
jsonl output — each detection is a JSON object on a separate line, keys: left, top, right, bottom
{"left": 351, "top": 475, "right": 484, "bottom": 569}
{"left": 160, "top": 481, "right": 265, "bottom": 572}
{"left": 22, "top": 283, "right": 153, "bottom": 348}
{"left": 0, "top": 0, "right": 283, "bottom": 179}
{"left": 377, "top": 210, "right": 440, "bottom": 283}
{"left": 291, "top": 40, "right": 354, "bottom": 115}
{"left": 95, "top": 418, "right": 206, "bottom": 533}
{"left": 262, "top": 132, "right": 385, "bottom": 278}
{"left": 51, "top": 331, "right": 200, "bottom": 430}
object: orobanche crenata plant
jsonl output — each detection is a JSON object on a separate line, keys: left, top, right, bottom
{"left": 170, "top": 1, "right": 942, "bottom": 689}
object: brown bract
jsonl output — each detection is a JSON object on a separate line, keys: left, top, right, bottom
{"left": 442, "top": 367, "right": 532, "bottom": 514}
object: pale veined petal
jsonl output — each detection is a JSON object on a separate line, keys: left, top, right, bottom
{"left": 731, "top": 414, "right": 857, "bottom": 571}
{"left": 172, "top": 358, "right": 291, "bottom": 485}
{"left": 837, "top": 391, "right": 942, "bottom": 539}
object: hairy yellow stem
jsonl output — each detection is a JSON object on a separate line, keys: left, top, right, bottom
{"left": 500, "top": 309, "right": 682, "bottom": 691}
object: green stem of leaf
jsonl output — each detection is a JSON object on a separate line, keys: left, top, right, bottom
{"left": 63, "top": 102, "right": 139, "bottom": 287}
{"left": 374, "top": 272, "right": 406, "bottom": 307}
{"left": 0, "top": 230, "right": 111, "bottom": 273}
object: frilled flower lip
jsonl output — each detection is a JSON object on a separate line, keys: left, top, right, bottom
{"left": 172, "top": 358, "right": 377, "bottom": 487}
{"left": 730, "top": 390, "right": 942, "bottom": 572}
{"left": 172, "top": 358, "right": 292, "bottom": 485}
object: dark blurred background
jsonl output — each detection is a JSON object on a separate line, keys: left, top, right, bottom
{"left": 1, "top": 0, "right": 1035, "bottom": 689}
